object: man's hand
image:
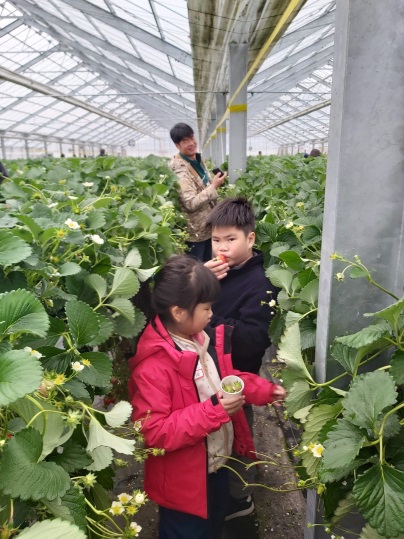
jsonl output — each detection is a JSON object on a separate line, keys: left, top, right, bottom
{"left": 218, "top": 392, "right": 245, "bottom": 416}
{"left": 204, "top": 257, "right": 229, "bottom": 280}
{"left": 211, "top": 170, "right": 227, "bottom": 189}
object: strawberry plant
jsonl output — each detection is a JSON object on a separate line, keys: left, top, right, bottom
{"left": 0, "top": 156, "right": 183, "bottom": 537}
{"left": 276, "top": 255, "right": 404, "bottom": 539}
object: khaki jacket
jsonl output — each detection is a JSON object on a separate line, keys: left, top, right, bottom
{"left": 169, "top": 153, "right": 218, "bottom": 241}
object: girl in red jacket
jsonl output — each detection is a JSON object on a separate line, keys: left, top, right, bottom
{"left": 128, "top": 255, "right": 286, "bottom": 539}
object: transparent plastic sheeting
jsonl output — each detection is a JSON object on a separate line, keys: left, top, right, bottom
{"left": 0, "top": 0, "right": 334, "bottom": 154}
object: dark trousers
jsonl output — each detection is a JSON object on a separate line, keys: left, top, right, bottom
{"left": 158, "top": 468, "right": 229, "bottom": 539}
{"left": 186, "top": 239, "right": 212, "bottom": 262}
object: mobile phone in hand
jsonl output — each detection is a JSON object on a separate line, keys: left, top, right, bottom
{"left": 212, "top": 167, "right": 224, "bottom": 177}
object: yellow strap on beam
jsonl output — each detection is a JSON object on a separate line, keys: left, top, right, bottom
{"left": 228, "top": 104, "right": 247, "bottom": 113}
{"left": 217, "top": 127, "right": 226, "bottom": 133}
{"left": 211, "top": 134, "right": 216, "bottom": 139}
{"left": 204, "top": 0, "right": 302, "bottom": 148}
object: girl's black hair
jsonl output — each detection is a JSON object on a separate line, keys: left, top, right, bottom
{"left": 152, "top": 255, "right": 220, "bottom": 322}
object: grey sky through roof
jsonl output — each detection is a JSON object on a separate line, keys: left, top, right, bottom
{"left": 0, "top": 0, "right": 335, "bottom": 155}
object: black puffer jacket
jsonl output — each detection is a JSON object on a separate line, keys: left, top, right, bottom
{"left": 209, "top": 250, "right": 277, "bottom": 374}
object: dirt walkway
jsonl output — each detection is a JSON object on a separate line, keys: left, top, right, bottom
{"left": 113, "top": 357, "right": 306, "bottom": 538}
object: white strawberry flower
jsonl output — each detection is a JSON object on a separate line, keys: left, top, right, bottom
{"left": 118, "top": 492, "right": 133, "bottom": 504}
{"left": 68, "top": 195, "right": 78, "bottom": 200}
{"left": 71, "top": 361, "right": 84, "bottom": 372}
{"left": 109, "top": 501, "right": 125, "bottom": 515}
{"left": 65, "top": 218, "right": 80, "bottom": 230}
{"left": 89, "top": 234, "right": 104, "bottom": 245}
{"left": 129, "top": 522, "right": 142, "bottom": 536}
{"left": 47, "top": 202, "right": 58, "bottom": 208}
{"left": 83, "top": 182, "right": 94, "bottom": 187}
{"left": 311, "top": 443, "right": 325, "bottom": 458}
{"left": 24, "top": 347, "right": 43, "bottom": 359}
{"left": 134, "top": 492, "right": 145, "bottom": 504}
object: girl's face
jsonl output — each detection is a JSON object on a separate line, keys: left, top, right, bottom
{"left": 171, "top": 302, "right": 213, "bottom": 339}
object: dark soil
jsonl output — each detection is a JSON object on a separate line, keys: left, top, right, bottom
{"left": 113, "top": 354, "right": 306, "bottom": 538}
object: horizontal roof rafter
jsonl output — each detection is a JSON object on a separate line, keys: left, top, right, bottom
{"left": 14, "top": 0, "right": 193, "bottom": 92}
{"left": 61, "top": 0, "right": 193, "bottom": 67}
{"left": 0, "top": 65, "right": 156, "bottom": 138}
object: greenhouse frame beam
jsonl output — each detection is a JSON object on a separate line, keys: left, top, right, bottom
{"left": 15, "top": 0, "right": 193, "bottom": 92}
{"left": 61, "top": 0, "right": 193, "bottom": 67}
{"left": 274, "top": 8, "right": 335, "bottom": 51}
{"left": 0, "top": 18, "right": 25, "bottom": 38}
{"left": 0, "top": 66, "right": 157, "bottom": 138}
{"left": 248, "top": 49, "right": 333, "bottom": 115}
{"left": 0, "top": 129, "right": 113, "bottom": 148}
{"left": 249, "top": 32, "right": 334, "bottom": 92}
{"left": 0, "top": 65, "right": 80, "bottom": 117}
{"left": 9, "top": 74, "right": 133, "bottom": 135}
{"left": 25, "top": 19, "right": 189, "bottom": 125}
{"left": 76, "top": 47, "right": 195, "bottom": 109}
{"left": 74, "top": 56, "right": 189, "bottom": 122}
{"left": 252, "top": 104, "right": 330, "bottom": 138}
{"left": 14, "top": 45, "right": 61, "bottom": 74}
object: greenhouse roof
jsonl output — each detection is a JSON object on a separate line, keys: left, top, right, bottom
{"left": 0, "top": 0, "right": 335, "bottom": 152}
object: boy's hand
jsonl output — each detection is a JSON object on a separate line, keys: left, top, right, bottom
{"left": 218, "top": 392, "right": 245, "bottom": 416}
{"left": 204, "top": 256, "right": 229, "bottom": 280}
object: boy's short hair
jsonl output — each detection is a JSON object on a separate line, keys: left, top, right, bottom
{"left": 206, "top": 197, "right": 255, "bottom": 235}
{"left": 169, "top": 123, "right": 194, "bottom": 144}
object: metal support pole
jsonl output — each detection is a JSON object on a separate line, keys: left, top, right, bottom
{"left": 306, "top": 2, "right": 404, "bottom": 537}
{"left": 25, "top": 138, "right": 29, "bottom": 159}
{"left": 216, "top": 93, "right": 227, "bottom": 166}
{"left": 228, "top": 43, "right": 248, "bottom": 183}
{"left": 1, "top": 138, "right": 6, "bottom": 160}
{"left": 44, "top": 139, "right": 48, "bottom": 156}
{"left": 211, "top": 114, "right": 218, "bottom": 166}
{"left": 205, "top": 141, "right": 211, "bottom": 160}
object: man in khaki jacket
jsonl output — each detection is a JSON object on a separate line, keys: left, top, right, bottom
{"left": 169, "top": 123, "right": 226, "bottom": 261}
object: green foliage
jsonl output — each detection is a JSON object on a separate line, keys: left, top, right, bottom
{"left": 0, "top": 156, "right": 175, "bottom": 536}
{"left": 0, "top": 351, "right": 43, "bottom": 407}
{"left": 235, "top": 155, "right": 404, "bottom": 539}
{"left": 278, "top": 256, "right": 404, "bottom": 537}
{"left": 0, "top": 427, "right": 71, "bottom": 500}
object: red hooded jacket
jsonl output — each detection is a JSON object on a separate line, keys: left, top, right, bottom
{"left": 128, "top": 316, "right": 277, "bottom": 518}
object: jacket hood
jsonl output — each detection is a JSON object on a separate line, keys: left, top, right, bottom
{"left": 128, "top": 316, "right": 200, "bottom": 380}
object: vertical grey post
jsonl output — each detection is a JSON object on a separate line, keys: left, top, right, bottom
{"left": 306, "top": 2, "right": 404, "bottom": 538}
{"left": 210, "top": 115, "right": 218, "bottom": 166}
{"left": 216, "top": 93, "right": 227, "bottom": 166}
{"left": 205, "top": 142, "right": 211, "bottom": 160}
{"left": 1, "top": 138, "right": 6, "bottom": 160}
{"left": 24, "top": 138, "right": 29, "bottom": 159}
{"left": 228, "top": 43, "right": 247, "bottom": 184}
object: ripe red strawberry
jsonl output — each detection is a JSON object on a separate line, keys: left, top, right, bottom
{"left": 213, "top": 254, "right": 227, "bottom": 264}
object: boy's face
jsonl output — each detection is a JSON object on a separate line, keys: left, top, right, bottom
{"left": 211, "top": 226, "right": 255, "bottom": 267}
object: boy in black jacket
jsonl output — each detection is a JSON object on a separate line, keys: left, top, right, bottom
{"left": 205, "top": 197, "right": 278, "bottom": 521}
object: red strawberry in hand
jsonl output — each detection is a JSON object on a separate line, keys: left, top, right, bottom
{"left": 213, "top": 254, "right": 227, "bottom": 264}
